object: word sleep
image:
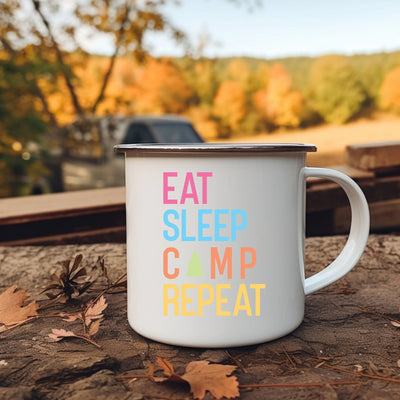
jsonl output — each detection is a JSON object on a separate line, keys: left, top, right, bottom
{"left": 163, "top": 283, "right": 266, "bottom": 316}
{"left": 163, "top": 209, "right": 247, "bottom": 241}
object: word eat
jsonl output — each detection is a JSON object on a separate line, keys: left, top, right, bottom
{"left": 163, "top": 172, "right": 213, "bottom": 205}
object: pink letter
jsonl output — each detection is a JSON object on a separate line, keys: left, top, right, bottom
{"left": 180, "top": 172, "right": 199, "bottom": 204}
{"left": 163, "top": 172, "right": 178, "bottom": 204}
{"left": 197, "top": 172, "right": 213, "bottom": 204}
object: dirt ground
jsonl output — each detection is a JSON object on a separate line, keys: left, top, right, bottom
{"left": 1, "top": 235, "right": 400, "bottom": 399}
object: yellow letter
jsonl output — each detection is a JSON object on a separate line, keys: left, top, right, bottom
{"left": 163, "top": 284, "right": 179, "bottom": 316}
{"left": 181, "top": 284, "right": 196, "bottom": 316}
{"left": 216, "top": 284, "right": 231, "bottom": 316}
{"left": 233, "top": 284, "right": 252, "bottom": 316}
{"left": 250, "top": 284, "right": 266, "bottom": 316}
{"left": 198, "top": 284, "right": 214, "bottom": 316}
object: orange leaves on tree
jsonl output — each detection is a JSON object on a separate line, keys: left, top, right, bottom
{"left": 133, "top": 57, "right": 193, "bottom": 115}
{"left": 253, "top": 63, "right": 303, "bottom": 128}
{"left": 0, "top": 285, "right": 38, "bottom": 328}
{"left": 213, "top": 80, "right": 246, "bottom": 135}
{"left": 121, "top": 357, "right": 239, "bottom": 400}
{"left": 380, "top": 66, "right": 400, "bottom": 112}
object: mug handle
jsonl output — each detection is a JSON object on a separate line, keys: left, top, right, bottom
{"left": 302, "top": 167, "right": 370, "bottom": 295}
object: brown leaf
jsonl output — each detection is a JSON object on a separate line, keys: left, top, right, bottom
{"left": 153, "top": 357, "right": 185, "bottom": 383}
{"left": 154, "top": 358, "right": 239, "bottom": 400}
{"left": 87, "top": 318, "right": 103, "bottom": 336}
{"left": 157, "top": 357, "right": 176, "bottom": 376}
{"left": 182, "top": 361, "right": 239, "bottom": 400}
{"left": 60, "top": 312, "right": 81, "bottom": 322}
{"left": 84, "top": 295, "right": 107, "bottom": 326}
{"left": 42, "top": 254, "right": 91, "bottom": 301}
{"left": 48, "top": 328, "right": 77, "bottom": 341}
{"left": 0, "top": 285, "right": 38, "bottom": 326}
{"left": 48, "top": 328, "right": 101, "bottom": 348}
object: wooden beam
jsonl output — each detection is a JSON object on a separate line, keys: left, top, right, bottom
{"left": 0, "top": 187, "right": 125, "bottom": 225}
{"left": 346, "top": 141, "right": 400, "bottom": 172}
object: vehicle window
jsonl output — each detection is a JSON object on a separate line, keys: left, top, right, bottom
{"left": 122, "top": 123, "right": 155, "bottom": 143}
{"left": 152, "top": 123, "right": 203, "bottom": 143}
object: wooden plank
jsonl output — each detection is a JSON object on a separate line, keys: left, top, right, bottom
{"left": 0, "top": 226, "right": 126, "bottom": 246}
{"left": 333, "top": 198, "right": 400, "bottom": 234}
{"left": 306, "top": 165, "right": 374, "bottom": 187}
{"left": 0, "top": 186, "right": 125, "bottom": 225}
{"left": 306, "top": 174, "right": 400, "bottom": 212}
{"left": 346, "top": 141, "right": 400, "bottom": 172}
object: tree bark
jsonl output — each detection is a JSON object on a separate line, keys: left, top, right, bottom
{"left": 32, "top": 0, "right": 84, "bottom": 116}
{"left": 90, "top": 1, "right": 131, "bottom": 115}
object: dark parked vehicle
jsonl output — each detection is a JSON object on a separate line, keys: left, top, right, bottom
{"left": 62, "top": 115, "right": 204, "bottom": 191}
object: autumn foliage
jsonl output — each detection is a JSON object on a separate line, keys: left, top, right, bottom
{"left": 379, "top": 66, "right": 400, "bottom": 113}
{"left": 31, "top": 52, "right": 400, "bottom": 140}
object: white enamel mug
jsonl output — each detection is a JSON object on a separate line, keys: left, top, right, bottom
{"left": 115, "top": 143, "right": 370, "bottom": 348}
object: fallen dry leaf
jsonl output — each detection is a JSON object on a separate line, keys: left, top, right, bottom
{"left": 48, "top": 328, "right": 77, "bottom": 341}
{"left": 0, "top": 285, "right": 38, "bottom": 326}
{"left": 60, "top": 295, "right": 107, "bottom": 326}
{"left": 84, "top": 295, "right": 107, "bottom": 326}
{"left": 49, "top": 296, "right": 107, "bottom": 348}
{"left": 154, "top": 357, "right": 239, "bottom": 400}
{"left": 48, "top": 327, "right": 101, "bottom": 348}
{"left": 42, "top": 254, "right": 92, "bottom": 302}
{"left": 181, "top": 361, "right": 239, "bottom": 400}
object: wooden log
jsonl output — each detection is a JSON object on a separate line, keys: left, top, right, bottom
{"left": 346, "top": 141, "right": 400, "bottom": 172}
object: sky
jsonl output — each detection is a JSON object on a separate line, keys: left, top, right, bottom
{"left": 138, "top": 0, "right": 400, "bottom": 59}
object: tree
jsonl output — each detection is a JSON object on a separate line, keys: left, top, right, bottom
{"left": 213, "top": 80, "right": 246, "bottom": 137}
{"left": 1, "top": 0, "right": 259, "bottom": 124}
{"left": 308, "top": 55, "right": 368, "bottom": 124}
{"left": 0, "top": 60, "right": 48, "bottom": 196}
{"left": 132, "top": 57, "right": 193, "bottom": 114}
{"left": 379, "top": 66, "right": 400, "bottom": 112}
{"left": 0, "top": 0, "right": 190, "bottom": 123}
{"left": 253, "top": 64, "right": 303, "bottom": 129}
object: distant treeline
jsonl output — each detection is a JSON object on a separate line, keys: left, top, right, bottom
{"left": 2, "top": 50, "right": 400, "bottom": 143}
{"left": 31, "top": 50, "right": 400, "bottom": 139}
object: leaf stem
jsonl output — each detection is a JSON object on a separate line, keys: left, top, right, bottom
{"left": 239, "top": 381, "right": 363, "bottom": 388}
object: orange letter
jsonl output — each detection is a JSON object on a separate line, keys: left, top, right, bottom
{"left": 210, "top": 247, "right": 232, "bottom": 279}
{"left": 240, "top": 247, "right": 257, "bottom": 279}
{"left": 163, "top": 247, "right": 179, "bottom": 279}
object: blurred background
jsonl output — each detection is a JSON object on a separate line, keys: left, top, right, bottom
{"left": 1, "top": 0, "right": 400, "bottom": 197}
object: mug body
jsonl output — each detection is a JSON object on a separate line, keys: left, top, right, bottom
{"left": 118, "top": 144, "right": 316, "bottom": 347}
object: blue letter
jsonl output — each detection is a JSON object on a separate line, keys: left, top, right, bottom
{"left": 163, "top": 209, "right": 179, "bottom": 241}
{"left": 198, "top": 209, "right": 212, "bottom": 241}
{"left": 215, "top": 209, "right": 230, "bottom": 241}
{"left": 231, "top": 209, "right": 247, "bottom": 241}
{"left": 182, "top": 210, "right": 195, "bottom": 241}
